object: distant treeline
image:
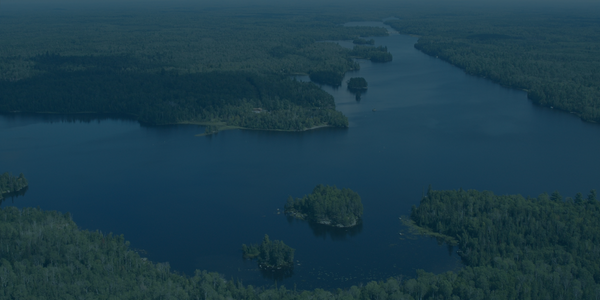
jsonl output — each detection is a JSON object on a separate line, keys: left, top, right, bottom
{"left": 0, "top": 173, "right": 28, "bottom": 200}
{"left": 350, "top": 45, "right": 393, "bottom": 63}
{"left": 309, "top": 45, "right": 392, "bottom": 87}
{"left": 0, "top": 11, "right": 390, "bottom": 130}
{"left": 387, "top": 12, "right": 600, "bottom": 123}
{"left": 0, "top": 54, "right": 347, "bottom": 129}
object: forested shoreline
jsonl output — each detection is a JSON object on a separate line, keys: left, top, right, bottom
{"left": 386, "top": 11, "right": 600, "bottom": 123}
{"left": 0, "top": 62, "right": 348, "bottom": 130}
{"left": 0, "top": 11, "right": 389, "bottom": 130}
{"left": 2, "top": 185, "right": 599, "bottom": 299}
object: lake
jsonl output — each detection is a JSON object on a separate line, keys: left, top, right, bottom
{"left": 2, "top": 22, "right": 600, "bottom": 290}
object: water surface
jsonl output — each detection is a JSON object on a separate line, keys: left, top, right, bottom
{"left": 2, "top": 23, "right": 599, "bottom": 290}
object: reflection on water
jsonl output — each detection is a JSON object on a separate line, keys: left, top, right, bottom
{"left": 349, "top": 90, "right": 366, "bottom": 102}
{"left": 0, "top": 186, "right": 28, "bottom": 206}
{"left": 286, "top": 216, "right": 364, "bottom": 240}
{"left": 308, "top": 221, "right": 363, "bottom": 241}
{"left": 259, "top": 265, "right": 294, "bottom": 281}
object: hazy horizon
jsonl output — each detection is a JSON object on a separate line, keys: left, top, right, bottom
{"left": 2, "top": 0, "right": 599, "bottom": 15}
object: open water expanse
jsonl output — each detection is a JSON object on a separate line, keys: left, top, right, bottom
{"left": 2, "top": 22, "right": 600, "bottom": 290}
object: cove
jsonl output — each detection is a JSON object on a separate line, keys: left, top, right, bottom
{"left": 2, "top": 23, "right": 600, "bottom": 290}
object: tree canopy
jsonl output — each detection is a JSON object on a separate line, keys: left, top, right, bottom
{"left": 2, "top": 176, "right": 600, "bottom": 299}
{"left": 284, "top": 185, "right": 363, "bottom": 227}
{"left": 0, "top": 10, "right": 390, "bottom": 130}
{"left": 349, "top": 45, "right": 393, "bottom": 63}
{"left": 387, "top": 10, "right": 600, "bottom": 123}
{"left": 347, "top": 77, "right": 368, "bottom": 91}
{"left": 242, "top": 235, "right": 295, "bottom": 270}
{"left": 0, "top": 173, "right": 28, "bottom": 201}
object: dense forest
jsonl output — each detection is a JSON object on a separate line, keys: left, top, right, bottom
{"left": 0, "top": 10, "right": 390, "bottom": 130}
{"left": 284, "top": 185, "right": 363, "bottom": 228}
{"left": 406, "top": 188, "right": 600, "bottom": 299}
{"left": 386, "top": 11, "right": 600, "bottom": 123}
{"left": 308, "top": 45, "right": 392, "bottom": 87}
{"left": 349, "top": 45, "right": 393, "bottom": 63}
{"left": 242, "top": 235, "right": 295, "bottom": 270}
{"left": 0, "top": 61, "right": 348, "bottom": 130}
{"left": 0, "top": 173, "right": 28, "bottom": 201}
{"left": 308, "top": 70, "right": 347, "bottom": 87}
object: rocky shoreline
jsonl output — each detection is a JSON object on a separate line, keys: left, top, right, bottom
{"left": 285, "top": 210, "right": 359, "bottom": 228}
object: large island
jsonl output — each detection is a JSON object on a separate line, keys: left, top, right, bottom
{"left": 284, "top": 184, "right": 363, "bottom": 228}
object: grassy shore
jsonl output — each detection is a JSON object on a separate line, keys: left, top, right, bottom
{"left": 180, "top": 121, "right": 334, "bottom": 136}
{"left": 400, "top": 216, "right": 458, "bottom": 246}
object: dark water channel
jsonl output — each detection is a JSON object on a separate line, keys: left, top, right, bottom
{"left": 2, "top": 22, "right": 600, "bottom": 290}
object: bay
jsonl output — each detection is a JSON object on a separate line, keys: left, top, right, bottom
{"left": 1, "top": 22, "right": 599, "bottom": 290}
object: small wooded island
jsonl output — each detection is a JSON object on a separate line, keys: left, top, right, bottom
{"left": 284, "top": 184, "right": 363, "bottom": 228}
{"left": 0, "top": 173, "right": 28, "bottom": 200}
{"left": 242, "top": 235, "right": 295, "bottom": 270}
{"left": 347, "top": 77, "right": 368, "bottom": 91}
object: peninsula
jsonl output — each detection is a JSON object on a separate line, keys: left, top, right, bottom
{"left": 284, "top": 184, "right": 363, "bottom": 228}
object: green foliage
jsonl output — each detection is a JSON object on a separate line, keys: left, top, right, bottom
{"left": 0, "top": 173, "right": 28, "bottom": 200}
{"left": 387, "top": 12, "right": 600, "bottom": 123}
{"left": 242, "top": 235, "right": 295, "bottom": 270}
{"left": 409, "top": 188, "right": 600, "bottom": 299}
{"left": 308, "top": 70, "right": 346, "bottom": 87}
{"left": 349, "top": 45, "right": 393, "bottom": 62}
{"left": 0, "top": 10, "right": 388, "bottom": 131}
{"left": 346, "top": 77, "right": 368, "bottom": 91}
{"left": 284, "top": 185, "right": 363, "bottom": 227}
{"left": 0, "top": 64, "right": 348, "bottom": 129}
{"left": 3, "top": 187, "right": 600, "bottom": 299}
{"left": 0, "top": 10, "right": 389, "bottom": 81}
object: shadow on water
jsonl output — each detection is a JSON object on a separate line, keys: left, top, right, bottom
{"left": 259, "top": 266, "right": 295, "bottom": 281}
{"left": 0, "top": 186, "right": 29, "bottom": 207}
{"left": 242, "top": 255, "right": 295, "bottom": 281}
{"left": 308, "top": 221, "right": 363, "bottom": 241}
{"left": 350, "top": 90, "right": 366, "bottom": 102}
{"left": 287, "top": 215, "right": 363, "bottom": 240}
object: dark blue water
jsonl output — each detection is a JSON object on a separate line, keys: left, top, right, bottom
{"left": 2, "top": 23, "right": 600, "bottom": 290}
